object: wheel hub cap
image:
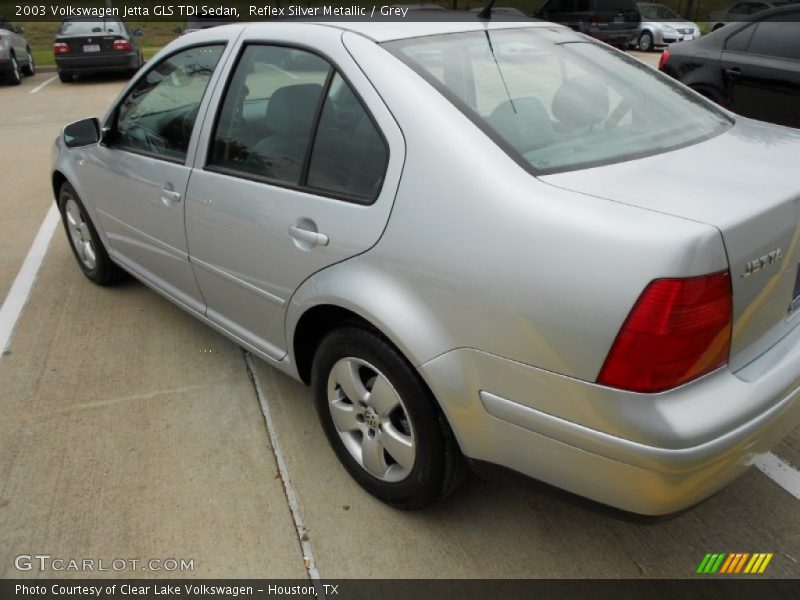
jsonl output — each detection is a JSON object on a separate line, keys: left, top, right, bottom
{"left": 327, "top": 357, "right": 416, "bottom": 483}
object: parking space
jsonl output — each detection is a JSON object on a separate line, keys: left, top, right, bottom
{"left": 1, "top": 65, "right": 799, "bottom": 580}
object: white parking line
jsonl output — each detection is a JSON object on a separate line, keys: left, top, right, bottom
{"left": 244, "top": 351, "right": 324, "bottom": 591}
{"left": 29, "top": 75, "right": 58, "bottom": 95}
{"left": 0, "top": 204, "right": 60, "bottom": 354}
{"left": 755, "top": 452, "right": 800, "bottom": 500}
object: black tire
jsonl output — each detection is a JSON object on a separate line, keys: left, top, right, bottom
{"left": 58, "top": 71, "right": 73, "bottom": 83}
{"left": 312, "top": 325, "right": 468, "bottom": 509}
{"left": 58, "top": 182, "right": 127, "bottom": 286}
{"left": 639, "top": 31, "right": 654, "bottom": 52}
{"left": 7, "top": 55, "right": 21, "bottom": 85}
{"left": 21, "top": 49, "right": 35, "bottom": 76}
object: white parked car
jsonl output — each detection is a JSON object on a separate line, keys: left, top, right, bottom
{"left": 634, "top": 2, "right": 701, "bottom": 51}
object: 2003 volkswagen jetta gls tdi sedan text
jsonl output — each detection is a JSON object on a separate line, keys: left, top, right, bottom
{"left": 51, "top": 20, "right": 800, "bottom": 516}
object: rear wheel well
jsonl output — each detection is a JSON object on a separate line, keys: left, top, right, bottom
{"left": 52, "top": 171, "right": 68, "bottom": 203}
{"left": 293, "top": 305, "right": 381, "bottom": 385}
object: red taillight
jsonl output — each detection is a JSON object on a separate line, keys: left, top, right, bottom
{"left": 113, "top": 39, "right": 131, "bottom": 51}
{"left": 54, "top": 42, "right": 71, "bottom": 55}
{"left": 597, "top": 271, "right": 732, "bottom": 393}
{"left": 658, "top": 48, "right": 671, "bottom": 70}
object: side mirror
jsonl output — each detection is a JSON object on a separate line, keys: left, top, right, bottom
{"left": 133, "top": 28, "right": 143, "bottom": 36}
{"left": 63, "top": 118, "right": 101, "bottom": 148}
{"left": 15, "top": 26, "right": 25, "bottom": 34}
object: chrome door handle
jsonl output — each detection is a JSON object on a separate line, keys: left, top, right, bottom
{"left": 161, "top": 188, "right": 182, "bottom": 204}
{"left": 288, "top": 225, "right": 329, "bottom": 247}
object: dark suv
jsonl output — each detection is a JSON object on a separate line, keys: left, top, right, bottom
{"left": 536, "top": 0, "right": 641, "bottom": 48}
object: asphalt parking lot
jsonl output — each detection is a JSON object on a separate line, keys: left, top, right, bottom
{"left": 1, "top": 54, "right": 799, "bottom": 580}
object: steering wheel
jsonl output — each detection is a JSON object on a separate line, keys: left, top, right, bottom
{"left": 126, "top": 123, "right": 169, "bottom": 154}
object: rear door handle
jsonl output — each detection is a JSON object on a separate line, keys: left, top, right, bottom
{"left": 161, "top": 187, "right": 182, "bottom": 205}
{"left": 724, "top": 67, "right": 742, "bottom": 79}
{"left": 288, "top": 224, "right": 329, "bottom": 247}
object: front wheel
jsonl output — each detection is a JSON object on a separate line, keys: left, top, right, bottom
{"left": 58, "top": 183, "right": 127, "bottom": 285}
{"left": 312, "top": 325, "right": 467, "bottom": 509}
{"left": 638, "top": 31, "right": 654, "bottom": 52}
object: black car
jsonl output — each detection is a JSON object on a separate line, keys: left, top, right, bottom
{"left": 659, "top": 6, "right": 800, "bottom": 129}
{"left": 54, "top": 18, "right": 143, "bottom": 83}
{"left": 535, "top": 0, "right": 641, "bottom": 48}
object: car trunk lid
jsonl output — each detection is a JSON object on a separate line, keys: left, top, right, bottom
{"left": 541, "top": 118, "right": 800, "bottom": 373}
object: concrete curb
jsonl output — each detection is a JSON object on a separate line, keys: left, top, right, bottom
{"left": 37, "top": 65, "right": 57, "bottom": 73}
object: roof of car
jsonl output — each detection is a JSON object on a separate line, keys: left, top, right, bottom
{"left": 217, "top": 17, "right": 550, "bottom": 44}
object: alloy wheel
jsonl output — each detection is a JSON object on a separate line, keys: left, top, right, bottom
{"left": 327, "top": 357, "right": 416, "bottom": 482}
{"left": 64, "top": 197, "right": 97, "bottom": 270}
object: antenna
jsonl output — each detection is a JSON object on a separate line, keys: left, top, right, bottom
{"left": 477, "top": 0, "right": 497, "bottom": 20}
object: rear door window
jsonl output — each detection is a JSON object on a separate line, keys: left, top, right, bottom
{"left": 725, "top": 23, "right": 756, "bottom": 52}
{"left": 306, "top": 73, "right": 388, "bottom": 200}
{"left": 208, "top": 44, "right": 389, "bottom": 202}
{"left": 208, "top": 45, "right": 331, "bottom": 185}
{"left": 746, "top": 13, "right": 800, "bottom": 60}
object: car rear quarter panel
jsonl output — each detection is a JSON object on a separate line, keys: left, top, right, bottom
{"left": 287, "top": 33, "right": 728, "bottom": 383}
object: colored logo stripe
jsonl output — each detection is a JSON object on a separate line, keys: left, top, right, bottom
{"left": 697, "top": 553, "right": 773, "bottom": 574}
{"left": 697, "top": 553, "right": 726, "bottom": 573}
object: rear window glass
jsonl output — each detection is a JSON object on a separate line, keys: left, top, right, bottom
{"left": 385, "top": 28, "right": 730, "bottom": 175}
{"left": 58, "top": 19, "right": 124, "bottom": 35}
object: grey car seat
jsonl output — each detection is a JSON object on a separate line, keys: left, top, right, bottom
{"left": 245, "top": 83, "right": 324, "bottom": 183}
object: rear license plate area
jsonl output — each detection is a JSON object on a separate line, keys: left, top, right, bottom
{"left": 83, "top": 44, "right": 101, "bottom": 53}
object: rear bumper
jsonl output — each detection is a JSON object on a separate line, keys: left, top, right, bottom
{"left": 56, "top": 52, "right": 137, "bottom": 73}
{"left": 420, "top": 322, "right": 800, "bottom": 515}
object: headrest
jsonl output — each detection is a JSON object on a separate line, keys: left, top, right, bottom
{"left": 551, "top": 75, "right": 609, "bottom": 130}
{"left": 489, "top": 96, "right": 554, "bottom": 153}
{"left": 265, "top": 84, "right": 323, "bottom": 137}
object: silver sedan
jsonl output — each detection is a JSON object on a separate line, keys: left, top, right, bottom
{"left": 0, "top": 16, "right": 35, "bottom": 85}
{"left": 52, "top": 20, "right": 800, "bottom": 516}
{"left": 634, "top": 2, "right": 701, "bottom": 51}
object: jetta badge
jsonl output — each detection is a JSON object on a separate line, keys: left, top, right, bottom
{"left": 741, "top": 248, "right": 783, "bottom": 278}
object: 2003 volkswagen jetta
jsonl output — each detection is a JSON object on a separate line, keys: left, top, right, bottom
{"left": 52, "top": 20, "right": 800, "bottom": 515}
